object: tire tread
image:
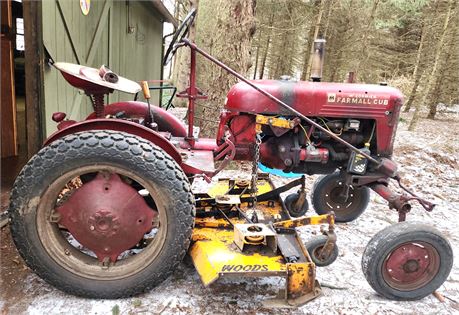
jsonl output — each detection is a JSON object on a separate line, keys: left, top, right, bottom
{"left": 9, "top": 130, "right": 195, "bottom": 298}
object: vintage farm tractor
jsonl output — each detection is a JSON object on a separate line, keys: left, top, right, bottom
{"left": 9, "top": 9, "right": 452, "bottom": 306}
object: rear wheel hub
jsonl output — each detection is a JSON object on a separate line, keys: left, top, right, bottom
{"left": 56, "top": 172, "right": 156, "bottom": 262}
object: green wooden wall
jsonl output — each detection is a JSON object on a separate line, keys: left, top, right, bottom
{"left": 42, "top": 0, "right": 164, "bottom": 136}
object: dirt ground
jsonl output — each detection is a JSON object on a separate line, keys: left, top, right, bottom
{"left": 1, "top": 111, "right": 458, "bottom": 315}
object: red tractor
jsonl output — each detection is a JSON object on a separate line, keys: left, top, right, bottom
{"left": 8, "top": 9, "right": 452, "bottom": 303}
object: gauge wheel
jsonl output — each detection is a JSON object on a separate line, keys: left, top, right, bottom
{"left": 9, "top": 131, "right": 195, "bottom": 298}
{"left": 305, "top": 235, "right": 339, "bottom": 267}
{"left": 362, "top": 222, "right": 453, "bottom": 300}
{"left": 284, "top": 193, "right": 309, "bottom": 217}
{"left": 312, "top": 172, "right": 370, "bottom": 222}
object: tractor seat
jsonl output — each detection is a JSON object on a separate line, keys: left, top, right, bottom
{"left": 53, "top": 62, "right": 141, "bottom": 95}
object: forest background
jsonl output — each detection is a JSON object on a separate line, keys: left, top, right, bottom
{"left": 169, "top": 0, "right": 458, "bottom": 135}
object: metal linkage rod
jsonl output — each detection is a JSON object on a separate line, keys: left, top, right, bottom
{"left": 182, "top": 38, "right": 380, "bottom": 166}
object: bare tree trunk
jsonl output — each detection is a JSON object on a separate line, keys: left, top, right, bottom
{"left": 329, "top": 47, "right": 344, "bottom": 82}
{"left": 427, "top": 80, "right": 442, "bottom": 119}
{"left": 403, "top": 23, "right": 426, "bottom": 112}
{"left": 322, "top": 0, "right": 334, "bottom": 39}
{"left": 196, "top": 0, "right": 257, "bottom": 136}
{"left": 325, "top": 0, "right": 353, "bottom": 82}
{"left": 300, "top": 26, "right": 315, "bottom": 81}
{"left": 272, "top": 33, "right": 291, "bottom": 79}
{"left": 258, "top": 11, "right": 274, "bottom": 79}
{"left": 409, "top": 0, "right": 455, "bottom": 129}
{"left": 259, "top": 34, "right": 270, "bottom": 79}
{"left": 354, "top": 0, "right": 379, "bottom": 81}
{"left": 252, "top": 44, "right": 259, "bottom": 79}
{"left": 426, "top": 46, "right": 452, "bottom": 118}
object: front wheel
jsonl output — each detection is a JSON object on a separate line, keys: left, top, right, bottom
{"left": 311, "top": 172, "right": 370, "bottom": 222}
{"left": 362, "top": 222, "right": 453, "bottom": 300}
{"left": 9, "top": 131, "right": 195, "bottom": 298}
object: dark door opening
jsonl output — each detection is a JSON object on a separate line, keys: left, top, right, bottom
{"left": 1, "top": 0, "right": 28, "bottom": 211}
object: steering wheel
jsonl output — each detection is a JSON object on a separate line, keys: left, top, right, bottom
{"left": 163, "top": 8, "right": 197, "bottom": 66}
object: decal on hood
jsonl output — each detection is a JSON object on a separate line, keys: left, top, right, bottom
{"left": 327, "top": 92, "right": 389, "bottom": 105}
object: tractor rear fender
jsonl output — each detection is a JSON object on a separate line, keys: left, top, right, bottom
{"left": 86, "top": 101, "right": 187, "bottom": 137}
{"left": 44, "top": 119, "right": 182, "bottom": 163}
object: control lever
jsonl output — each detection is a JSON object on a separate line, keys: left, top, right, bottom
{"left": 140, "top": 81, "right": 157, "bottom": 130}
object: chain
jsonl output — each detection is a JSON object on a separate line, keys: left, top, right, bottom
{"left": 250, "top": 132, "right": 262, "bottom": 209}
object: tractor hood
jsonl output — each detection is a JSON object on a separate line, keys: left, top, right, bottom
{"left": 225, "top": 80, "right": 404, "bottom": 119}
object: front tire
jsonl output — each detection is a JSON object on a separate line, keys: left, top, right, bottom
{"left": 311, "top": 172, "right": 370, "bottom": 222}
{"left": 362, "top": 222, "right": 453, "bottom": 300}
{"left": 9, "top": 131, "right": 195, "bottom": 298}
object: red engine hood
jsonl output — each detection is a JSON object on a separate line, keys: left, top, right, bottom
{"left": 225, "top": 80, "right": 403, "bottom": 119}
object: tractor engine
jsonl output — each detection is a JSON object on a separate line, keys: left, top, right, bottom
{"left": 222, "top": 79, "right": 404, "bottom": 176}
{"left": 258, "top": 118, "right": 370, "bottom": 174}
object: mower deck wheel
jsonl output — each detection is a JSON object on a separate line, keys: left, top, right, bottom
{"left": 284, "top": 193, "right": 309, "bottom": 217}
{"left": 305, "top": 235, "right": 339, "bottom": 267}
{"left": 362, "top": 222, "right": 453, "bottom": 300}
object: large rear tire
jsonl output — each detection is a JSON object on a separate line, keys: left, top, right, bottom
{"left": 362, "top": 222, "right": 453, "bottom": 300}
{"left": 9, "top": 131, "right": 195, "bottom": 298}
{"left": 311, "top": 172, "right": 370, "bottom": 222}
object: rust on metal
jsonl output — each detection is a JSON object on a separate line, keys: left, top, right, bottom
{"left": 382, "top": 241, "right": 440, "bottom": 291}
{"left": 189, "top": 175, "right": 331, "bottom": 307}
{"left": 56, "top": 172, "right": 156, "bottom": 262}
{"left": 273, "top": 213, "right": 335, "bottom": 229}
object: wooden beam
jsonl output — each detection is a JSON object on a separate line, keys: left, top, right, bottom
{"left": 1, "top": 0, "right": 17, "bottom": 158}
{"left": 23, "top": 0, "right": 45, "bottom": 157}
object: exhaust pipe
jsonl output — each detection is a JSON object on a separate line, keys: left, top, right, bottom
{"left": 310, "top": 39, "right": 326, "bottom": 82}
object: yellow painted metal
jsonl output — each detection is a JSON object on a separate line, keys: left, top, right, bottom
{"left": 255, "top": 123, "right": 262, "bottom": 134}
{"left": 194, "top": 217, "right": 233, "bottom": 229}
{"left": 189, "top": 176, "right": 330, "bottom": 307}
{"left": 206, "top": 177, "right": 272, "bottom": 199}
{"left": 286, "top": 263, "right": 315, "bottom": 300}
{"left": 273, "top": 213, "right": 335, "bottom": 229}
{"left": 255, "top": 115, "right": 295, "bottom": 129}
{"left": 233, "top": 223, "right": 277, "bottom": 252}
{"left": 190, "top": 227, "right": 286, "bottom": 286}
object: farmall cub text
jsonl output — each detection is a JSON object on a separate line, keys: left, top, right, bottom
{"left": 8, "top": 9, "right": 453, "bottom": 306}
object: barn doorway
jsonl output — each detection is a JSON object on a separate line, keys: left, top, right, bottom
{"left": 1, "top": 0, "right": 28, "bottom": 212}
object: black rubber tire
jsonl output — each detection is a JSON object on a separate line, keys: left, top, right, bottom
{"left": 311, "top": 172, "right": 370, "bottom": 222}
{"left": 284, "top": 193, "right": 309, "bottom": 217}
{"left": 8, "top": 130, "right": 195, "bottom": 298}
{"left": 362, "top": 222, "right": 453, "bottom": 301}
{"left": 305, "top": 235, "right": 339, "bottom": 267}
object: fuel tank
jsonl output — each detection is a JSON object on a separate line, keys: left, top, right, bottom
{"left": 225, "top": 80, "right": 404, "bottom": 157}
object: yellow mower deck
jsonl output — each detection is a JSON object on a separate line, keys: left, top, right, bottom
{"left": 189, "top": 174, "right": 336, "bottom": 307}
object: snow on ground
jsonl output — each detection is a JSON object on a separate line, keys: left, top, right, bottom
{"left": 1, "top": 112, "right": 458, "bottom": 315}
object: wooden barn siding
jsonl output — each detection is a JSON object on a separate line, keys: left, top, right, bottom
{"left": 42, "top": 0, "right": 163, "bottom": 136}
